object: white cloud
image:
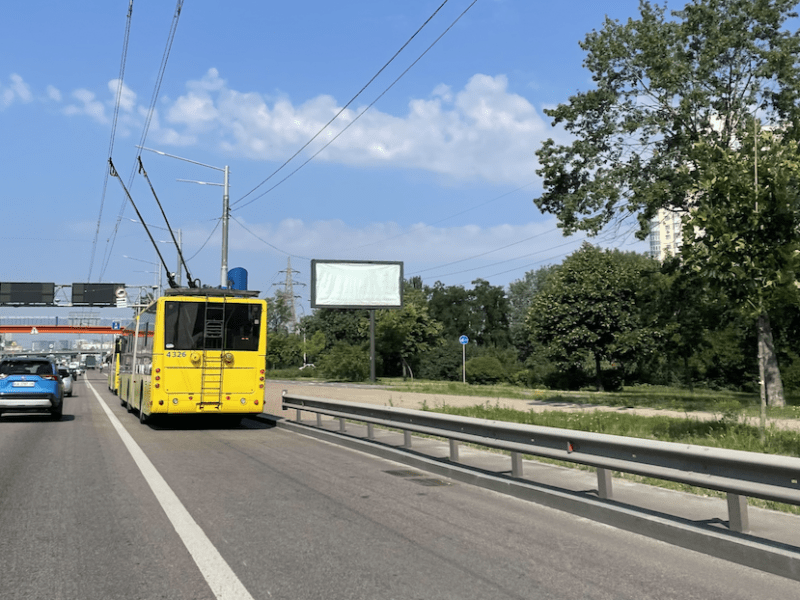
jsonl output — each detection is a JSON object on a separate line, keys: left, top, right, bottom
{"left": 223, "top": 216, "right": 577, "bottom": 267}
{"left": 6, "top": 68, "right": 557, "bottom": 185}
{"left": 46, "top": 85, "right": 62, "bottom": 102}
{"left": 1, "top": 73, "right": 33, "bottom": 109}
{"left": 157, "top": 69, "right": 549, "bottom": 185}
{"left": 63, "top": 88, "right": 107, "bottom": 123}
{"left": 107, "top": 79, "right": 137, "bottom": 112}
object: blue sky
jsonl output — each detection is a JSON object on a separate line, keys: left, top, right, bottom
{"left": 1, "top": 0, "right": 654, "bottom": 325}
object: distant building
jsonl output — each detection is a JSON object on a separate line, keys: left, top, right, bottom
{"left": 649, "top": 208, "right": 685, "bottom": 262}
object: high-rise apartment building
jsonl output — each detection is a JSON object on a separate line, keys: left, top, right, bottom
{"left": 648, "top": 208, "right": 685, "bottom": 262}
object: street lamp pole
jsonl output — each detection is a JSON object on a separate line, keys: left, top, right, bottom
{"left": 139, "top": 146, "right": 230, "bottom": 288}
{"left": 221, "top": 165, "right": 230, "bottom": 289}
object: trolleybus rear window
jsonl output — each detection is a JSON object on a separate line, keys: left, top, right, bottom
{"left": 163, "top": 301, "right": 262, "bottom": 351}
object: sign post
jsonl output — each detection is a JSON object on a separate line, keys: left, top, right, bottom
{"left": 459, "top": 335, "right": 469, "bottom": 383}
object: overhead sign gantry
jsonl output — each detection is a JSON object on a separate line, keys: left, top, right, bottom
{"left": 0, "top": 282, "right": 126, "bottom": 307}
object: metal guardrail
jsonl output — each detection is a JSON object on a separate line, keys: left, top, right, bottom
{"left": 282, "top": 392, "right": 800, "bottom": 534}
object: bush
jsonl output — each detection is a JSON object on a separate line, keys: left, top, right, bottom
{"left": 465, "top": 356, "right": 506, "bottom": 385}
{"left": 418, "top": 341, "right": 463, "bottom": 381}
{"left": 318, "top": 343, "right": 370, "bottom": 382}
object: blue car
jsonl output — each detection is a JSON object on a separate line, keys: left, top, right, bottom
{"left": 0, "top": 357, "right": 64, "bottom": 420}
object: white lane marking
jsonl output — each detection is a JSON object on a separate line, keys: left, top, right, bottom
{"left": 87, "top": 381, "right": 257, "bottom": 600}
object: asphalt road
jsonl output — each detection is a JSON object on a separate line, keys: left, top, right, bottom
{"left": 1, "top": 372, "right": 797, "bottom": 599}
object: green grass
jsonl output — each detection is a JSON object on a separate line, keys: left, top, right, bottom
{"left": 383, "top": 379, "right": 800, "bottom": 417}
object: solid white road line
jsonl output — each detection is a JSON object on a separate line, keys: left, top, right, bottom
{"left": 87, "top": 381, "right": 257, "bottom": 600}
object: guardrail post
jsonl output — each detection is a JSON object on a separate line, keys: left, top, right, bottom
{"left": 295, "top": 409, "right": 302, "bottom": 421}
{"left": 339, "top": 417, "right": 346, "bottom": 432}
{"left": 316, "top": 413, "right": 322, "bottom": 428}
{"left": 597, "top": 468, "right": 613, "bottom": 500}
{"left": 367, "top": 423, "right": 375, "bottom": 439}
{"left": 403, "top": 430, "right": 412, "bottom": 448}
{"left": 727, "top": 493, "right": 749, "bottom": 533}
{"left": 511, "top": 452, "right": 523, "bottom": 478}
{"left": 449, "top": 439, "right": 460, "bottom": 462}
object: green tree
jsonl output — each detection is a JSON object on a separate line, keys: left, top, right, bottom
{"left": 318, "top": 343, "right": 370, "bottom": 381}
{"left": 534, "top": 0, "right": 800, "bottom": 404}
{"left": 265, "top": 333, "right": 302, "bottom": 369}
{"left": 304, "top": 307, "right": 368, "bottom": 349}
{"left": 373, "top": 287, "right": 443, "bottom": 378}
{"left": 527, "top": 244, "right": 656, "bottom": 391}
{"left": 425, "top": 282, "right": 472, "bottom": 343}
{"left": 469, "top": 279, "right": 511, "bottom": 348}
{"left": 679, "top": 129, "right": 800, "bottom": 405}
{"left": 508, "top": 266, "right": 559, "bottom": 362}
{"left": 266, "top": 290, "right": 293, "bottom": 334}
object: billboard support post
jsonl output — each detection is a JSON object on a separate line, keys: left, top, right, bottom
{"left": 370, "top": 310, "right": 376, "bottom": 382}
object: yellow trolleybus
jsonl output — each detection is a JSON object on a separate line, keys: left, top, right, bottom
{"left": 112, "top": 288, "right": 267, "bottom": 423}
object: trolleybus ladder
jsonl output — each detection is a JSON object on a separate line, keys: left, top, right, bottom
{"left": 200, "top": 296, "right": 226, "bottom": 406}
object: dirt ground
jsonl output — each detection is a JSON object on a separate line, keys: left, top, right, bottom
{"left": 263, "top": 381, "right": 800, "bottom": 432}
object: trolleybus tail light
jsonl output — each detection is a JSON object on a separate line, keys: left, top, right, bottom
{"left": 155, "top": 368, "right": 161, "bottom": 373}
{"left": 155, "top": 383, "right": 160, "bottom": 388}
{"left": 159, "top": 400, "right": 164, "bottom": 406}
{"left": 254, "top": 399, "right": 259, "bottom": 406}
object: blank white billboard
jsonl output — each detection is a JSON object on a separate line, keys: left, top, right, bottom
{"left": 311, "top": 260, "right": 403, "bottom": 309}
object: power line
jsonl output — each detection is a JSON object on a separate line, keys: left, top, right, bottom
{"left": 232, "top": 0, "right": 479, "bottom": 212}
{"left": 347, "top": 180, "right": 536, "bottom": 251}
{"left": 87, "top": 0, "right": 134, "bottom": 282}
{"left": 410, "top": 226, "right": 564, "bottom": 275}
{"left": 232, "top": 0, "right": 453, "bottom": 208}
{"left": 229, "top": 216, "right": 311, "bottom": 261}
{"left": 98, "top": 0, "right": 186, "bottom": 282}
{"left": 414, "top": 234, "right": 586, "bottom": 281}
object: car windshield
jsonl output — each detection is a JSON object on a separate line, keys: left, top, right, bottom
{"left": 0, "top": 361, "right": 52, "bottom": 376}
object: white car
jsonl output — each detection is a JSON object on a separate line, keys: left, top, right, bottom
{"left": 58, "top": 368, "right": 74, "bottom": 397}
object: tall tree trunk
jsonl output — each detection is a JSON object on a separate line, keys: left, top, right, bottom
{"left": 683, "top": 354, "right": 694, "bottom": 393}
{"left": 758, "top": 312, "right": 785, "bottom": 408}
{"left": 594, "top": 352, "right": 604, "bottom": 392}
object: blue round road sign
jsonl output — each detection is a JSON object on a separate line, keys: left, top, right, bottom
{"left": 459, "top": 335, "right": 469, "bottom": 345}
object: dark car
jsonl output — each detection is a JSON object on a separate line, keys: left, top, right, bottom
{"left": 0, "top": 358, "right": 64, "bottom": 419}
